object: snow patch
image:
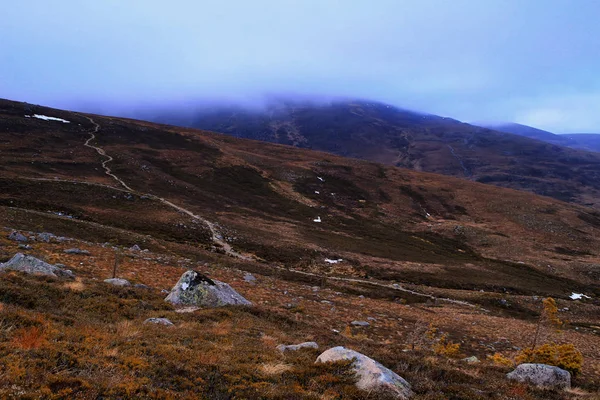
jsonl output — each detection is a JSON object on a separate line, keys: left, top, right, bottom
{"left": 324, "top": 258, "right": 343, "bottom": 264}
{"left": 315, "top": 191, "right": 320, "bottom": 194}
{"left": 569, "top": 293, "right": 591, "bottom": 300}
{"left": 26, "top": 114, "right": 70, "bottom": 123}
{"left": 317, "top": 176, "right": 324, "bottom": 182}
{"left": 313, "top": 216, "right": 322, "bottom": 223}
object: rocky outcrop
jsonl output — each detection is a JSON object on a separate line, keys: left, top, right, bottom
{"left": 316, "top": 346, "right": 413, "bottom": 399}
{"left": 0, "top": 253, "right": 74, "bottom": 279}
{"left": 165, "top": 270, "right": 251, "bottom": 307}
{"left": 104, "top": 278, "right": 131, "bottom": 287}
{"left": 277, "top": 342, "right": 319, "bottom": 352}
{"left": 507, "top": 363, "right": 571, "bottom": 389}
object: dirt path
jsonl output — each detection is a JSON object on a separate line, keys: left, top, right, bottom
{"left": 80, "top": 115, "right": 250, "bottom": 260}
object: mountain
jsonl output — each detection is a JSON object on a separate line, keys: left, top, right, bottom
{"left": 563, "top": 133, "right": 600, "bottom": 152}
{"left": 145, "top": 99, "right": 600, "bottom": 209}
{"left": 1, "top": 98, "right": 599, "bottom": 397}
{"left": 481, "top": 122, "right": 573, "bottom": 146}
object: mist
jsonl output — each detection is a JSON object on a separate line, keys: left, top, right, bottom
{"left": 2, "top": 0, "right": 600, "bottom": 132}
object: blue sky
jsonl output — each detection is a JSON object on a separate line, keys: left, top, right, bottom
{"left": 1, "top": 0, "right": 599, "bottom": 132}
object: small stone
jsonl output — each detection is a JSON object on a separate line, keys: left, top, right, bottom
{"left": 462, "top": 356, "right": 480, "bottom": 364}
{"left": 8, "top": 231, "right": 28, "bottom": 242}
{"left": 243, "top": 273, "right": 257, "bottom": 283}
{"left": 104, "top": 278, "right": 131, "bottom": 287}
{"left": 276, "top": 342, "right": 319, "bottom": 352}
{"left": 144, "top": 318, "right": 174, "bottom": 326}
{"left": 18, "top": 244, "right": 32, "bottom": 250}
{"left": 64, "top": 248, "right": 90, "bottom": 255}
{"left": 351, "top": 321, "right": 370, "bottom": 327}
{"left": 130, "top": 244, "right": 142, "bottom": 252}
{"left": 134, "top": 283, "right": 150, "bottom": 289}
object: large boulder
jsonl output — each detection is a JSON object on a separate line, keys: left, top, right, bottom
{"left": 316, "top": 346, "right": 413, "bottom": 399}
{"left": 507, "top": 363, "right": 571, "bottom": 389}
{"left": 0, "top": 253, "right": 74, "bottom": 279}
{"left": 165, "top": 270, "right": 251, "bottom": 307}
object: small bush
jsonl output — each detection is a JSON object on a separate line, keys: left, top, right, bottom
{"left": 11, "top": 325, "right": 47, "bottom": 350}
{"left": 516, "top": 343, "right": 583, "bottom": 375}
{"left": 487, "top": 352, "right": 514, "bottom": 368}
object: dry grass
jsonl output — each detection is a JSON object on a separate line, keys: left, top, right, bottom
{"left": 260, "top": 362, "right": 294, "bottom": 375}
{"left": 63, "top": 277, "right": 85, "bottom": 292}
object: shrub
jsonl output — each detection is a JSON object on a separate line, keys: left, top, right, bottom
{"left": 487, "top": 352, "right": 514, "bottom": 368}
{"left": 11, "top": 326, "right": 47, "bottom": 350}
{"left": 432, "top": 333, "right": 461, "bottom": 358}
{"left": 516, "top": 343, "right": 583, "bottom": 375}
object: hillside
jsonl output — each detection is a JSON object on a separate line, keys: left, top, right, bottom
{"left": 0, "top": 98, "right": 599, "bottom": 398}
{"left": 482, "top": 123, "right": 573, "bottom": 146}
{"left": 147, "top": 99, "right": 600, "bottom": 209}
{"left": 563, "top": 134, "right": 600, "bottom": 153}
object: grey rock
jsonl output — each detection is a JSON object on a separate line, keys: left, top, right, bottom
{"left": 165, "top": 270, "right": 252, "bottom": 307}
{"left": 64, "top": 248, "right": 90, "bottom": 255}
{"left": 277, "top": 341, "right": 319, "bottom": 352}
{"left": 104, "top": 278, "right": 131, "bottom": 287}
{"left": 144, "top": 317, "right": 174, "bottom": 326}
{"left": 36, "top": 232, "right": 56, "bottom": 243}
{"left": 18, "top": 244, "right": 32, "bottom": 250}
{"left": 462, "top": 356, "right": 480, "bottom": 364}
{"left": 243, "top": 273, "right": 257, "bottom": 283}
{"left": 316, "top": 347, "right": 413, "bottom": 398}
{"left": 130, "top": 244, "right": 142, "bottom": 252}
{"left": 161, "top": 289, "right": 170, "bottom": 294}
{"left": 507, "top": 363, "right": 571, "bottom": 389}
{"left": 134, "top": 283, "right": 150, "bottom": 289}
{"left": 351, "top": 321, "right": 370, "bottom": 327}
{"left": 8, "top": 231, "right": 28, "bottom": 242}
{"left": 0, "top": 253, "right": 74, "bottom": 279}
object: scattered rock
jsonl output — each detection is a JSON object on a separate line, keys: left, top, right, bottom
{"left": 243, "top": 273, "right": 257, "bottom": 283}
{"left": 144, "top": 318, "right": 174, "bottom": 326}
{"left": 134, "top": 283, "right": 150, "bottom": 289}
{"left": 165, "top": 270, "right": 252, "bottom": 307}
{"left": 36, "top": 232, "right": 56, "bottom": 243}
{"left": 8, "top": 231, "right": 28, "bottom": 242}
{"left": 130, "top": 244, "right": 142, "bottom": 252}
{"left": 462, "top": 356, "right": 480, "bottom": 364}
{"left": 104, "top": 278, "right": 131, "bottom": 287}
{"left": 316, "top": 347, "right": 413, "bottom": 399}
{"left": 277, "top": 342, "right": 319, "bottom": 352}
{"left": 18, "top": 244, "right": 32, "bottom": 250}
{"left": 0, "top": 253, "right": 74, "bottom": 279}
{"left": 351, "top": 321, "right": 370, "bottom": 327}
{"left": 64, "top": 248, "right": 90, "bottom": 255}
{"left": 507, "top": 363, "right": 571, "bottom": 390}
{"left": 161, "top": 289, "right": 170, "bottom": 294}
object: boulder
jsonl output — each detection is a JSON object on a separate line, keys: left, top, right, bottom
{"left": 144, "top": 317, "right": 174, "bottom": 326}
{"left": 36, "top": 232, "right": 55, "bottom": 243}
{"left": 243, "top": 273, "right": 257, "bottom": 283}
{"left": 277, "top": 341, "right": 319, "bottom": 352}
{"left": 165, "top": 270, "right": 251, "bottom": 307}
{"left": 316, "top": 346, "right": 413, "bottom": 399}
{"left": 507, "top": 363, "right": 571, "bottom": 389}
{"left": 8, "top": 231, "right": 28, "bottom": 242}
{"left": 64, "top": 248, "right": 90, "bottom": 255}
{"left": 104, "top": 278, "right": 131, "bottom": 287}
{"left": 0, "top": 253, "right": 74, "bottom": 279}
{"left": 130, "top": 244, "right": 142, "bottom": 252}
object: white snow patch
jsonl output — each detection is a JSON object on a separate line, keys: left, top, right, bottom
{"left": 26, "top": 114, "right": 70, "bottom": 123}
{"left": 313, "top": 216, "right": 322, "bottom": 223}
{"left": 315, "top": 191, "right": 320, "bottom": 194}
{"left": 317, "top": 176, "right": 324, "bottom": 182}
{"left": 569, "top": 293, "right": 591, "bottom": 300}
{"left": 324, "top": 258, "right": 343, "bottom": 264}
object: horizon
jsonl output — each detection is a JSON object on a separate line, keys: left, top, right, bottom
{"left": 2, "top": 1, "right": 600, "bottom": 133}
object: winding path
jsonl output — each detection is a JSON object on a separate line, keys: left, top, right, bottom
{"left": 80, "top": 115, "right": 249, "bottom": 260}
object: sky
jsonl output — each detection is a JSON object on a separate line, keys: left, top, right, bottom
{"left": 1, "top": 0, "right": 599, "bottom": 133}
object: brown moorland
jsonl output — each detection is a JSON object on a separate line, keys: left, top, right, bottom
{"left": 0, "top": 99, "right": 599, "bottom": 399}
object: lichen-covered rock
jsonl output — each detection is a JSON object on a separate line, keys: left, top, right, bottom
{"left": 8, "top": 231, "right": 28, "bottom": 242}
{"left": 316, "top": 346, "right": 413, "bottom": 399}
{"left": 144, "top": 318, "right": 174, "bottom": 326}
{"left": 507, "top": 363, "right": 571, "bottom": 389}
{"left": 277, "top": 342, "right": 319, "bottom": 352}
{"left": 0, "top": 253, "right": 74, "bottom": 279}
{"left": 104, "top": 278, "right": 131, "bottom": 287}
{"left": 165, "top": 270, "right": 251, "bottom": 307}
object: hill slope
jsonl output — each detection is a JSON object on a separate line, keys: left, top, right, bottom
{"left": 1, "top": 98, "right": 599, "bottom": 397}
{"left": 147, "top": 99, "right": 600, "bottom": 209}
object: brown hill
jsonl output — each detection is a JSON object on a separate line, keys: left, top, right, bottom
{"left": 150, "top": 100, "right": 600, "bottom": 208}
